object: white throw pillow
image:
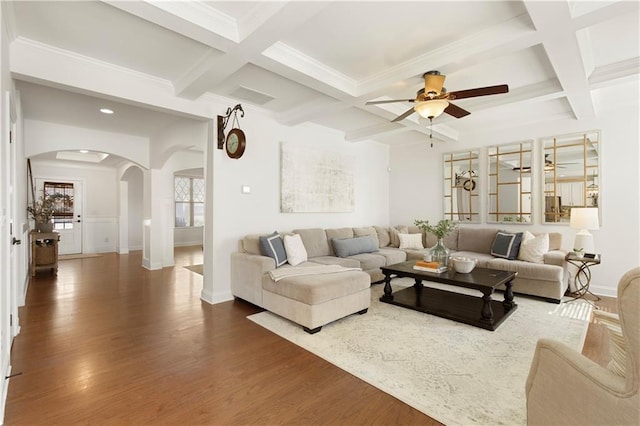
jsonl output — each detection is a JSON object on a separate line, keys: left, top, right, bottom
{"left": 398, "top": 233, "right": 424, "bottom": 250}
{"left": 517, "top": 231, "right": 549, "bottom": 263}
{"left": 284, "top": 234, "right": 308, "bottom": 266}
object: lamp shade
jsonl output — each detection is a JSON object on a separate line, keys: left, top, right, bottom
{"left": 570, "top": 208, "right": 599, "bottom": 230}
{"left": 414, "top": 99, "right": 449, "bottom": 119}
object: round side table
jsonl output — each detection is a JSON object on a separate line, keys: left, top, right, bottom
{"left": 565, "top": 252, "right": 601, "bottom": 301}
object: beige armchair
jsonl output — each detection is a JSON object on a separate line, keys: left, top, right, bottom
{"left": 526, "top": 267, "right": 640, "bottom": 425}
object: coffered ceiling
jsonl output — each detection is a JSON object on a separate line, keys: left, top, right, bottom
{"left": 5, "top": 0, "right": 639, "bottom": 153}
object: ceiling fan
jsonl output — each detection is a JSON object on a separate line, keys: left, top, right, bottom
{"left": 512, "top": 155, "right": 570, "bottom": 172}
{"left": 366, "top": 71, "right": 509, "bottom": 123}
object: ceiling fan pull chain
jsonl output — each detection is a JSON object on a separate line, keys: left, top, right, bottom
{"left": 429, "top": 117, "right": 434, "bottom": 147}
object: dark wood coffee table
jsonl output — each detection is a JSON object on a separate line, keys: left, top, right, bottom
{"left": 380, "top": 261, "right": 517, "bottom": 331}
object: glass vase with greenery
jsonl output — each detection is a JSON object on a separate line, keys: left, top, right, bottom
{"left": 414, "top": 219, "right": 458, "bottom": 267}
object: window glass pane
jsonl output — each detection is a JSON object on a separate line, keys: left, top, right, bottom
{"left": 193, "top": 203, "right": 205, "bottom": 227}
{"left": 193, "top": 178, "right": 205, "bottom": 202}
{"left": 174, "top": 177, "right": 191, "bottom": 202}
{"left": 175, "top": 202, "right": 191, "bottom": 227}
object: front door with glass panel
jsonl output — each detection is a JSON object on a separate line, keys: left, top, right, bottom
{"left": 36, "top": 179, "right": 83, "bottom": 255}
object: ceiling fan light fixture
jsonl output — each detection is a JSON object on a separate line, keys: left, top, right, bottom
{"left": 415, "top": 99, "right": 449, "bottom": 119}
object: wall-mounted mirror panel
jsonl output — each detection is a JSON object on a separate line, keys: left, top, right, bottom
{"left": 487, "top": 141, "right": 533, "bottom": 223}
{"left": 542, "top": 131, "right": 600, "bottom": 224}
{"left": 443, "top": 150, "right": 480, "bottom": 223}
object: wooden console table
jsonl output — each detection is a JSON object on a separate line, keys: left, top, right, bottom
{"left": 30, "top": 231, "right": 59, "bottom": 276}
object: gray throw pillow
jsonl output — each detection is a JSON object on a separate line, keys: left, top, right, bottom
{"left": 259, "top": 231, "right": 287, "bottom": 267}
{"left": 491, "top": 231, "right": 523, "bottom": 260}
{"left": 332, "top": 235, "right": 379, "bottom": 258}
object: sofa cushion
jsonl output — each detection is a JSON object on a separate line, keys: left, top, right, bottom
{"left": 284, "top": 234, "right": 308, "bottom": 266}
{"left": 374, "top": 226, "right": 391, "bottom": 247}
{"left": 377, "top": 248, "right": 407, "bottom": 265}
{"left": 518, "top": 231, "right": 549, "bottom": 263}
{"left": 332, "top": 235, "right": 379, "bottom": 258}
{"left": 293, "top": 228, "right": 331, "bottom": 258}
{"left": 424, "top": 228, "right": 460, "bottom": 253}
{"left": 308, "top": 256, "right": 361, "bottom": 269}
{"left": 398, "top": 233, "right": 424, "bottom": 250}
{"left": 403, "top": 248, "right": 429, "bottom": 261}
{"left": 491, "top": 231, "right": 523, "bottom": 260}
{"left": 354, "top": 226, "right": 380, "bottom": 247}
{"left": 546, "top": 232, "right": 562, "bottom": 251}
{"left": 457, "top": 228, "right": 498, "bottom": 253}
{"left": 262, "top": 266, "right": 370, "bottom": 305}
{"left": 488, "top": 258, "right": 563, "bottom": 282}
{"left": 348, "top": 253, "right": 387, "bottom": 270}
{"left": 425, "top": 228, "right": 459, "bottom": 251}
{"left": 242, "top": 234, "right": 263, "bottom": 255}
{"left": 259, "top": 231, "right": 287, "bottom": 267}
{"left": 451, "top": 252, "right": 495, "bottom": 269}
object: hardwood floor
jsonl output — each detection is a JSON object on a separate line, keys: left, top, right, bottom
{"left": 5, "top": 247, "right": 616, "bottom": 425}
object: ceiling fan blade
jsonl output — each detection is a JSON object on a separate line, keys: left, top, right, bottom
{"left": 444, "top": 102, "right": 470, "bottom": 118}
{"left": 391, "top": 107, "right": 417, "bottom": 122}
{"left": 366, "top": 99, "right": 415, "bottom": 105}
{"left": 448, "top": 84, "right": 509, "bottom": 100}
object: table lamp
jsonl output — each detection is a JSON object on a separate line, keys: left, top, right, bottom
{"left": 570, "top": 207, "right": 599, "bottom": 253}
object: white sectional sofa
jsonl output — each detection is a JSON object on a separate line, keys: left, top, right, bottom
{"left": 231, "top": 225, "right": 569, "bottom": 334}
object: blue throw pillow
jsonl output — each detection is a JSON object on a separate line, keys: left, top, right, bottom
{"left": 332, "top": 235, "right": 379, "bottom": 258}
{"left": 259, "top": 231, "right": 287, "bottom": 267}
{"left": 491, "top": 231, "right": 523, "bottom": 260}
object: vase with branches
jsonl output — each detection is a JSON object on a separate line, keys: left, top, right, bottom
{"left": 27, "top": 192, "right": 71, "bottom": 232}
{"left": 414, "top": 219, "right": 458, "bottom": 266}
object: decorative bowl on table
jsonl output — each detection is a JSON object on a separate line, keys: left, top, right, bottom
{"left": 451, "top": 257, "right": 477, "bottom": 273}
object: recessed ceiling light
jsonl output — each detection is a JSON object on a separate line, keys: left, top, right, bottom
{"left": 79, "top": 150, "right": 89, "bottom": 154}
{"left": 100, "top": 108, "right": 114, "bottom": 114}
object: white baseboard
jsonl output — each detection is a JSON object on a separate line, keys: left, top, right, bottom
{"left": 590, "top": 284, "right": 617, "bottom": 298}
{"left": 174, "top": 241, "right": 203, "bottom": 248}
{"left": 201, "top": 289, "right": 234, "bottom": 305}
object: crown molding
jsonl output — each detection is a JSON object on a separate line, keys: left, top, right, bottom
{"left": 13, "top": 37, "right": 172, "bottom": 87}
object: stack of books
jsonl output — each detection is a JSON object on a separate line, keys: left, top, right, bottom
{"left": 413, "top": 260, "right": 448, "bottom": 273}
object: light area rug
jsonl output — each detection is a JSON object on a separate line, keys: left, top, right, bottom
{"left": 184, "top": 264, "right": 203, "bottom": 275}
{"left": 248, "top": 278, "right": 592, "bottom": 426}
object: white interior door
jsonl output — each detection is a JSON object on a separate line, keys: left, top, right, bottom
{"left": 35, "top": 178, "right": 83, "bottom": 255}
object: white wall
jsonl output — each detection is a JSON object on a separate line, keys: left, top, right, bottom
{"left": 121, "top": 166, "right": 143, "bottom": 251}
{"left": 389, "top": 106, "right": 640, "bottom": 297}
{"left": 204, "top": 109, "right": 390, "bottom": 303}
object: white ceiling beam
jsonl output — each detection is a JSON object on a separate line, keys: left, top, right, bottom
{"left": 589, "top": 57, "right": 640, "bottom": 88}
{"left": 102, "top": 1, "right": 235, "bottom": 51}
{"left": 276, "top": 98, "right": 348, "bottom": 127}
{"left": 572, "top": 0, "right": 640, "bottom": 29}
{"left": 144, "top": 0, "right": 240, "bottom": 42}
{"left": 10, "top": 37, "right": 214, "bottom": 120}
{"left": 524, "top": 1, "right": 596, "bottom": 121}
{"left": 174, "top": 2, "right": 330, "bottom": 100}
